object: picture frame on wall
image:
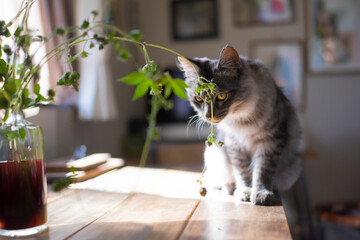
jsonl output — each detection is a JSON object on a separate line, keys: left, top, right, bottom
{"left": 171, "top": 0, "right": 218, "bottom": 40}
{"left": 233, "top": 0, "right": 295, "bottom": 26}
{"left": 309, "top": 0, "right": 360, "bottom": 73}
{"left": 250, "top": 40, "right": 304, "bottom": 109}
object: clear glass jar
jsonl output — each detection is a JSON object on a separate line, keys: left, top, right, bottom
{"left": 0, "top": 111, "right": 47, "bottom": 237}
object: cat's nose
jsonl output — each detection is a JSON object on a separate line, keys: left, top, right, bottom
{"left": 206, "top": 111, "right": 212, "bottom": 119}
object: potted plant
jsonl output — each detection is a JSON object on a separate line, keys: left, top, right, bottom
{"left": 0, "top": 1, "right": 118, "bottom": 236}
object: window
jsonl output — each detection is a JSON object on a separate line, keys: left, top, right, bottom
{"left": 0, "top": 0, "right": 50, "bottom": 98}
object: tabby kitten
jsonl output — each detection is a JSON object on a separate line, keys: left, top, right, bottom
{"left": 178, "top": 45, "right": 302, "bottom": 206}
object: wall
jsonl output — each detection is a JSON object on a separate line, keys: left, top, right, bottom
{"left": 29, "top": 106, "right": 124, "bottom": 160}
{"left": 134, "top": 0, "right": 360, "bottom": 206}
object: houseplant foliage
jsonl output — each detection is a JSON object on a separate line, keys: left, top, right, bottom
{"left": 0, "top": 0, "right": 218, "bottom": 198}
{"left": 0, "top": 0, "right": 116, "bottom": 236}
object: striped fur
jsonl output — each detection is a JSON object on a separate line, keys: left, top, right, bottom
{"left": 178, "top": 46, "right": 302, "bottom": 206}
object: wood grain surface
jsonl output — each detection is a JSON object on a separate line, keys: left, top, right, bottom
{"left": 179, "top": 199, "right": 292, "bottom": 240}
{"left": 0, "top": 167, "right": 292, "bottom": 240}
{"left": 70, "top": 193, "right": 199, "bottom": 240}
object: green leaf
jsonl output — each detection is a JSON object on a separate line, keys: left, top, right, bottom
{"left": 23, "top": 98, "right": 35, "bottom": 108}
{"left": 22, "top": 89, "right": 34, "bottom": 108}
{"left": 119, "top": 72, "right": 147, "bottom": 85}
{"left": 0, "top": 27, "right": 10, "bottom": 37}
{"left": 0, "top": 89, "right": 11, "bottom": 102}
{"left": 33, "top": 35, "right": 45, "bottom": 42}
{"left": 80, "top": 20, "right": 90, "bottom": 29}
{"left": 6, "top": 131, "right": 20, "bottom": 142}
{"left": 16, "top": 63, "right": 24, "bottom": 75}
{"left": 0, "top": 20, "right": 5, "bottom": 29}
{"left": 55, "top": 27, "right": 67, "bottom": 36}
{"left": 114, "top": 41, "right": 124, "bottom": 51}
{"left": 128, "top": 29, "right": 142, "bottom": 41}
{"left": 173, "top": 78, "right": 188, "bottom": 88}
{"left": 14, "top": 26, "right": 22, "bottom": 37}
{"left": 48, "top": 89, "right": 56, "bottom": 99}
{"left": 52, "top": 177, "right": 74, "bottom": 192}
{"left": 15, "top": 78, "right": 21, "bottom": 90}
{"left": 35, "top": 94, "right": 46, "bottom": 103}
{"left": 2, "top": 45, "right": 11, "bottom": 55}
{"left": 142, "top": 61, "right": 157, "bottom": 75}
{"left": 4, "top": 78, "right": 16, "bottom": 95}
{"left": 0, "top": 20, "right": 10, "bottom": 37}
{"left": 22, "top": 88, "right": 29, "bottom": 99}
{"left": 0, "top": 90, "right": 10, "bottom": 109}
{"left": 80, "top": 51, "right": 88, "bottom": 58}
{"left": 164, "top": 85, "right": 172, "bottom": 98}
{"left": 117, "top": 49, "right": 130, "bottom": 62}
{"left": 170, "top": 81, "right": 187, "bottom": 100}
{"left": 34, "top": 83, "right": 40, "bottom": 94}
{"left": 57, "top": 72, "right": 80, "bottom": 91}
{"left": 91, "top": 10, "right": 99, "bottom": 17}
{"left": 67, "top": 52, "right": 82, "bottom": 63}
{"left": 0, "top": 59, "right": 6, "bottom": 74}
{"left": 19, "top": 128, "right": 26, "bottom": 140}
{"left": 133, "top": 80, "right": 150, "bottom": 100}
{"left": 18, "top": 35, "right": 32, "bottom": 48}
{"left": 70, "top": 72, "right": 80, "bottom": 81}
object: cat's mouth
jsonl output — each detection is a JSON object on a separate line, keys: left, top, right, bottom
{"left": 204, "top": 112, "right": 227, "bottom": 124}
{"left": 205, "top": 117, "right": 220, "bottom": 123}
{"left": 204, "top": 116, "right": 224, "bottom": 124}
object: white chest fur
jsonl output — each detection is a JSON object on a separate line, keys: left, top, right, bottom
{"left": 218, "top": 120, "right": 257, "bottom": 151}
{"left": 217, "top": 116, "right": 274, "bottom": 156}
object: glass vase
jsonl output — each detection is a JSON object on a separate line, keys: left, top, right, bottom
{"left": 0, "top": 111, "right": 47, "bottom": 237}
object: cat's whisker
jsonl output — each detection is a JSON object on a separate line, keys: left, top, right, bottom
{"left": 196, "top": 117, "right": 210, "bottom": 139}
{"left": 186, "top": 115, "right": 199, "bottom": 136}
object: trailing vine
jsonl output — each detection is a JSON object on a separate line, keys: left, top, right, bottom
{"left": 1, "top": 1, "right": 221, "bottom": 195}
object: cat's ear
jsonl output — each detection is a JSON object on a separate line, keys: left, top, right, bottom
{"left": 218, "top": 45, "right": 243, "bottom": 70}
{"left": 177, "top": 57, "right": 200, "bottom": 74}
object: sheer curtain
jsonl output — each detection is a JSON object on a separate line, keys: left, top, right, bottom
{"left": 39, "top": 0, "right": 76, "bottom": 104}
{"left": 39, "top": 0, "right": 118, "bottom": 120}
{"left": 77, "top": 46, "right": 119, "bottom": 121}
{"left": 75, "top": 0, "right": 118, "bottom": 121}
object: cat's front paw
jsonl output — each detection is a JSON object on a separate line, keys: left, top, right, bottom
{"left": 251, "top": 189, "right": 280, "bottom": 206}
{"left": 234, "top": 187, "right": 251, "bottom": 202}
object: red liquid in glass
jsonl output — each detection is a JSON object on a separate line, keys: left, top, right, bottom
{"left": 0, "top": 159, "right": 47, "bottom": 230}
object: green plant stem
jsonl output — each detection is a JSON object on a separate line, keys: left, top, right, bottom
{"left": 205, "top": 89, "right": 214, "bottom": 137}
{"left": 92, "top": 23, "right": 128, "bottom": 38}
{"left": 2, "top": 108, "right": 10, "bottom": 123}
{"left": 14, "top": 35, "right": 87, "bottom": 108}
{"left": 142, "top": 45, "right": 151, "bottom": 64}
{"left": 4, "top": 0, "right": 30, "bottom": 28}
{"left": 110, "top": 37, "right": 202, "bottom": 78}
{"left": 210, "top": 98, "right": 214, "bottom": 134}
{"left": 110, "top": 36, "right": 218, "bottom": 158}
{"left": 139, "top": 94, "right": 159, "bottom": 167}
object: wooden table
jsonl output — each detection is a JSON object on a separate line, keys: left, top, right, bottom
{"left": 1, "top": 167, "right": 292, "bottom": 240}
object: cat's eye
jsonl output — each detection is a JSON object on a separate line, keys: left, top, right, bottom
{"left": 216, "top": 93, "right": 227, "bottom": 101}
{"left": 194, "top": 96, "right": 203, "bottom": 103}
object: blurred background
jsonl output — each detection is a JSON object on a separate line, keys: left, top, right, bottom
{"left": 2, "top": 0, "right": 359, "bottom": 239}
